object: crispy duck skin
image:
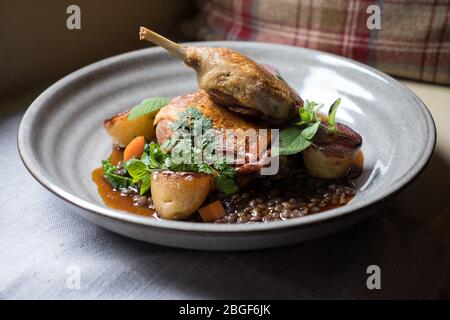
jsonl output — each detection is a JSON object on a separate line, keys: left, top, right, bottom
{"left": 154, "top": 91, "right": 275, "bottom": 176}
{"left": 139, "top": 27, "right": 302, "bottom": 124}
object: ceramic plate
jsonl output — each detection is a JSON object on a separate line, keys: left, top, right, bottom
{"left": 18, "top": 42, "right": 435, "bottom": 250}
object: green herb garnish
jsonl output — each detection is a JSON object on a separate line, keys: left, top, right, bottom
{"left": 125, "top": 159, "right": 152, "bottom": 195}
{"left": 102, "top": 160, "right": 134, "bottom": 190}
{"left": 105, "top": 107, "right": 238, "bottom": 196}
{"left": 327, "top": 98, "right": 341, "bottom": 132}
{"left": 162, "top": 107, "right": 238, "bottom": 195}
{"left": 296, "top": 100, "right": 323, "bottom": 125}
{"left": 128, "top": 97, "right": 170, "bottom": 120}
{"left": 277, "top": 98, "right": 341, "bottom": 156}
{"left": 276, "top": 100, "right": 321, "bottom": 156}
{"left": 274, "top": 127, "right": 310, "bottom": 156}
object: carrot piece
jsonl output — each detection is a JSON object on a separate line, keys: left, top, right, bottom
{"left": 123, "top": 136, "right": 145, "bottom": 161}
{"left": 198, "top": 200, "right": 225, "bottom": 222}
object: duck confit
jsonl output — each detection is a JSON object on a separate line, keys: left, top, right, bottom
{"left": 139, "top": 27, "right": 303, "bottom": 125}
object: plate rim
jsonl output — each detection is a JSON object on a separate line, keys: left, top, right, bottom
{"left": 17, "top": 41, "right": 436, "bottom": 233}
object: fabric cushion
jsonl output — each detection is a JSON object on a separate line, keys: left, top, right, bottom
{"left": 188, "top": 0, "right": 450, "bottom": 85}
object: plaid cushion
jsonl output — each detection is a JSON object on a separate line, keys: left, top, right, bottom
{"left": 189, "top": 0, "right": 450, "bottom": 85}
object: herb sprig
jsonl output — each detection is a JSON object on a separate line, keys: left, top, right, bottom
{"left": 276, "top": 98, "right": 342, "bottom": 156}
{"left": 105, "top": 107, "right": 238, "bottom": 196}
{"left": 163, "top": 107, "right": 238, "bottom": 195}
{"left": 102, "top": 160, "right": 133, "bottom": 190}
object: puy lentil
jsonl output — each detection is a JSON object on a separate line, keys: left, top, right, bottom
{"left": 331, "top": 197, "right": 339, "bottom": 205}
{"left": 213, "top": 166, "right": 357, "bottom": 224}
{"left": 135, "top": 196, "right": 148, "bottom": 206}
{"left": 310, "top": 206, "right": 320, "bottom": 213}
{"left": 281, "top": 210, "right": 292, "bottom": 219}
{"left": 112, "top": 165, "right": 358, "bottom": 224}
{"left": 282, "top": 202, "right": 295, "bottom": 210}
{"left": 274, "top": 204, "right": 283, "bottom": 211}
{"left": 237, "top": 216, "right": 249, "bottom": 223}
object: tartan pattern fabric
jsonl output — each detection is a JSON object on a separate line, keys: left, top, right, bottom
{"left": 192, "top": 0, "right": 450, "bottom": 85}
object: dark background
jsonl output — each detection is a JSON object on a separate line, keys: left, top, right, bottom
{"left": 0, "top": 0, "right": 197, "bottom": 98}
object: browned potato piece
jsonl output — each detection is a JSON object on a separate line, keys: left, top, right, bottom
{"left": 302, "top": 146, "right": 356, "bottom": 179}
{"left": 104, "top": 111, "right": 156, "bottom": 147}
{"left": 302, "top": 123, "right": 362, "bottom": 179}
{"left": 151, "top": 171, "right": 212, "bottom": 220}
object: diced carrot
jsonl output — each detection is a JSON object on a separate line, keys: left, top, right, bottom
{"left": 198, "top": 200, "right": 225, "bottom": 222}
{"left": 123, "top": 136, "right": 145, "bottom": 161}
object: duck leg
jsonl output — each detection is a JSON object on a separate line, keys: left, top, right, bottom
{"left": 139, "top": 26, "right": 302, "bottom": 125}
{"left": 139, "top": 27, "right": 186, "bottom": 60}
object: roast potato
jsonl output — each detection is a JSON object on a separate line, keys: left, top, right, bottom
{"left": 302, "top": 123, "right": 362, "bottom": 179}
{"left": 151, "top": 171, "right": 212, "bottom": 220}
{"left": 104, "top": 110, "right": 156, "bottom": 147}
{"left": 302, "top": 146, "right": 356, "bottom": 179}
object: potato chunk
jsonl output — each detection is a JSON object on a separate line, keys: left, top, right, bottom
{"left": 151, "top": 171, "right": 212, "bottom": 220}
{"left": 104, "top": 111, "right": 156, "bottom": 147}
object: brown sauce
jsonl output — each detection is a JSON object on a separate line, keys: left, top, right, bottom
{"left": 92, "top": 148, "right": 155, "bottom": 217}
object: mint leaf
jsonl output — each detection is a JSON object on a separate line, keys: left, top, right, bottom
{"left": 124, "top": 159, "right": 152, "bottom": 195}
{"left": 301, "top": 121, "right": 321, "bottom": 140}
{"left": 328, "top": 98, "right": 341, "bottom": 132}
{"left": 125, "top": 159, "right": 149, "bottom": 182}
{"left": 281, "top": 98, "right": 342, "bottom": 155}
{"left": 140, "top": 174, "right": 151, "bottom": 196}
{"left": 128, "top": 97, "right": 170, "bottom": 120}
{"left": 277, "top": 127, "right": 312, "bottom": 156}
{"left": 300, "top": 100, "right": 321, "bottom": 123}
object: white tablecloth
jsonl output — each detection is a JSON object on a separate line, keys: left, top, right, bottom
{"left": 1, "top": 88, "right": 449, "bottom": 299}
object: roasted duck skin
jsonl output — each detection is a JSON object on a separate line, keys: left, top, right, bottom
{"left": 139, "top": 27, "right": 302, "bottom": 124}
{"left": 154, "top": 91, "right": 273, "bottom": 176}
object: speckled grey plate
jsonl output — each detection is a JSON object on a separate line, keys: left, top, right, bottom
{"left": 18, "top": 42, "right": 435, "bottom": 250}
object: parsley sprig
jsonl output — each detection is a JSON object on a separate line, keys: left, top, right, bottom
{"left": 163, "top": 107, "right": 238, "bottom": 195}
{"left": 104, "top": 107, "right": 238, "bottom": 196}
